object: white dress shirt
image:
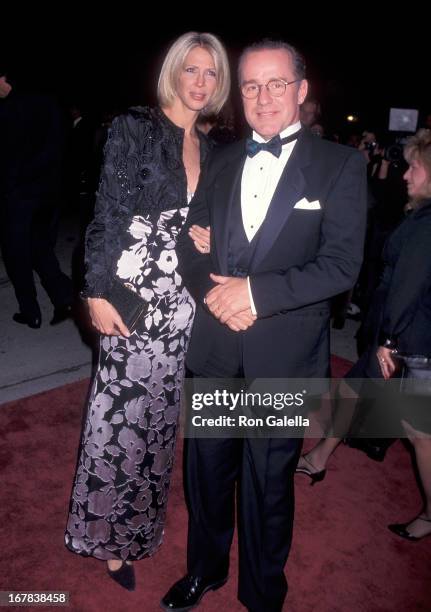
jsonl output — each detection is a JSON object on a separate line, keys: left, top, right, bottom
{"left": 241, "top": 121, "right": 301, "bottom": 314}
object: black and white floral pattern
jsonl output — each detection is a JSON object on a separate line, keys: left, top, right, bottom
{"left": 65, "top": 208, "right": 194, "bottom": 560}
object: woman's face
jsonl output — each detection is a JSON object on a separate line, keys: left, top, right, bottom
{"left": 404, "top": 157, "right": 430, "bottom": 199}
{"left": 176, "top": 46, "right": 218, "bottom": 113}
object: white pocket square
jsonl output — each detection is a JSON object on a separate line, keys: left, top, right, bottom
{"left": 293, "top": 197, "right": 321, "bottom": 210}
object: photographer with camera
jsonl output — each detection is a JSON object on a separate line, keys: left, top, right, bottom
{"left": 354, "top": 130, "right": 408, "bottom": 333}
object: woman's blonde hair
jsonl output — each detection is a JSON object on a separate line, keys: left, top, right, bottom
{"left": 404, "top": 128, "right": 431, "bottom": 173}
{"left": 157, "top": 32, "right": 230, "bottom": 115}
{"left": 404, "top": 128, "right": 431, "bottom": 202}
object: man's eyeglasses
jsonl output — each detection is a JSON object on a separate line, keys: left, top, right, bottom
{"left": 241, "top": 78, "right": 301, "bottom": 99}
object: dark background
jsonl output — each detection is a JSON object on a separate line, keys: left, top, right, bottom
{"left": 2, "top": 13, "right": 429, "bottom": 137}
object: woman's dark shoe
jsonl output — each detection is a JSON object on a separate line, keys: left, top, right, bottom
{"left": 160, "top": 573, "right": 228, "bottom": 610}
{"left": 388, "top": 515, "right": 431, "bottom": 541}
{"left": 295, "top": 454, "right": 326, "bottom": 486}
{"left": 13, "top": 312, "right": 42, "bottom": 329}
{"left": 107, "top": 561, "right": 135, "bottom": 591}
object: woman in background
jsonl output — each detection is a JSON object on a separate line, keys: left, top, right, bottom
{"left": 297, "top": 129, "right": 431, "bottom": 542}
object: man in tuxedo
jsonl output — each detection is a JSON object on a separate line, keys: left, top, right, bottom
{"left": 162, "top": 40, "right": 367, "bottom": 612}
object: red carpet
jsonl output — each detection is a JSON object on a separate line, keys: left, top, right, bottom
{"left": 1, "top": 356, "right": 430, "bottom": 611}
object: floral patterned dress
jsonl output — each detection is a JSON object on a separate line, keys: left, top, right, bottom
{"left": 65, "top": 200, "right": 195, "bottom": 561}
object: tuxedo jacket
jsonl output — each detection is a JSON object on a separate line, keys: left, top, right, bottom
{"left": 177, "top": 129, "right": 367, "bottom": 378}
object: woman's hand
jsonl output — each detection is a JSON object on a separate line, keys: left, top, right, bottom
{"left": 189, "top": 225, "right": 210, "bottom": 254}
{"left": 87, "top": 298, "right": 130, "bottom": 337}
{"left": 376, "top": 346, "right": 398, "bottom": 380}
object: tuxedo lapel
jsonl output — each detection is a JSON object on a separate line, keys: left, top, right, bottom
{"left": 212, "top": 147, "right": 247, "bottom": 274}
{"left": 250, "top": 130, "right": 312, "bottom": 271}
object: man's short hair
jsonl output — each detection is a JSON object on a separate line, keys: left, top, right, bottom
{"left": 238, "top": 39, "right": 306, "bottom": 82}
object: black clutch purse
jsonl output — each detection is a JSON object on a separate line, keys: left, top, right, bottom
{"left": 398, "top": 354, "right": 431, "bottom": 397}
{"left": 106, "top": 278, "right": 147, "bottom": 333}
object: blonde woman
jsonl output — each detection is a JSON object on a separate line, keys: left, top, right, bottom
{"left": 298, "top": 130, "right": 431, "bottom": 542}
{"left": 64, "top": 32, "right": 230, "bottom": 589}
{"left": 379, "top": 129, "right": 431, "bottom": 541}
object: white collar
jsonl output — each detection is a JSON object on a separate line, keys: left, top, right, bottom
{"left": 253, "top": 121, "right": 301, "bottom": 144}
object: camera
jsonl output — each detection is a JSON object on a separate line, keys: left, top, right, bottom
{"left": 364, "top": 141, "right": 377, "bottom": 154}
{"left": 384, "top": 143, "right": 403, "bottom": 163}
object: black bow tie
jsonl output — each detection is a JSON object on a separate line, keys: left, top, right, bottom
{"left": 246, "top": 130, "right": 301, "bottom": 158}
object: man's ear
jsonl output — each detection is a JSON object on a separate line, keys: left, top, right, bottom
{"left": 298, "top": 80, "right": 308, "bottom": 106}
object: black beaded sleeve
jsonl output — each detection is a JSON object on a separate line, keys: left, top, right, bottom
{"left": 81, "top": 116, "right": 132, "bottom": 298}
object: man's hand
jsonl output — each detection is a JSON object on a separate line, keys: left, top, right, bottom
{"left": 206, "top": 274, "right": 251, "bottom": 323}
{"left": 225, "top": 308, "right": 257, "bottom": 332}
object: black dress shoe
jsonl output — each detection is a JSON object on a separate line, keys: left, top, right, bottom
{"left": 160, "top": 574, "right": 228, "bottom": 610}
{"left": 13, "top": 312, "right": 41, "bottom": 329}
{"left": 50, "top": 304, "right": 73, "bottom": 325}
{"left": 107, "top": 561, "right": 135, "bottom": 591}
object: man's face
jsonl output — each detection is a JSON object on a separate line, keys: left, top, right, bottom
{"left": 240, "top": 49, "right": 308, "bottom": 139}
{"left": 0, "top": 75, "right": 12, "bottom": 98}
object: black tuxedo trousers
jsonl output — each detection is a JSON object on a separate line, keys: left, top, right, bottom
{"left": 185, "top": 424, "right": 302, "bottom": 612}
{"left": 184, "top": 335, "right": 303, "bottom": 612}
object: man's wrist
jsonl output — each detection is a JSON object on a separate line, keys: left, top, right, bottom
{"left": 247, "top": 277, "right": 257, "bottom": 316}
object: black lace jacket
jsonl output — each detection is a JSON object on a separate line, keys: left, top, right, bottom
{"left": 81, "top": 106, "right": 211, "bottom": 298}
{"left": 378, "top": 198, "right": 431, "bottom": 355}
